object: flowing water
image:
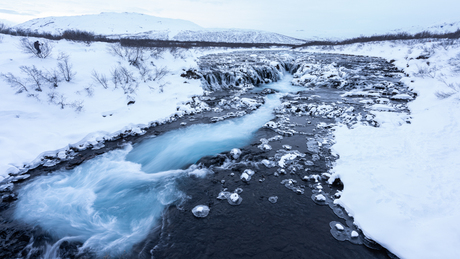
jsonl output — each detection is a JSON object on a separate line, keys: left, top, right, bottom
{"left": 12, "top": 76, "right": 302, "bottom": 258}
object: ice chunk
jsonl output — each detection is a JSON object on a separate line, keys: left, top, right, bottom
{"left": 351, "top": 231, "right": 359, "bottom": 238}
{"left": 241, "top": 169, "right": 255, "bottom": 182}
{"left": 230, "top": 148, "right": 242, "bottom": 159}
{"left": 314, "top": 194, "right": 326, "bottom": 201}
{"left": 335, "top": 223, "right": 344, "bottom": 231}
{"left": 228, "top": 193, "right": 243, "bottom": 205}
{"left": 261, "top": 159, "right": 275, "bottom": 168}
{"left": 217, "top": 191, "right": 231, "bottom": 200}
{"left": 57, "top": 150, "right": 67, "bottom": 159}
{"left": 218, "top": 191, "right": 242, "bottom": 205}
{"left": 278, "top": 153, "right": 298, "bottom": 167}
{"left": 282, "top": 145, "right": 292, "bottom": 150}
{"left": 268, "top": 196, "right": 278, "bottom": 203}
{"left": 281, "top": 179, "right": 304, "bottom": 194}
{"left": 192, "top": 205, "right": 210, "bottom": 218}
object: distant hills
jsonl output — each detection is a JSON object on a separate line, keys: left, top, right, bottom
{"left": 13, "top": 12, "right": 307, "bottom": 45}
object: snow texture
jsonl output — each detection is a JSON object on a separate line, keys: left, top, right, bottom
{"left": 304, "top": 38, "right": 460, "bottom": 259}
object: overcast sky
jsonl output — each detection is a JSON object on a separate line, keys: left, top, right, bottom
{"left": 1, "top": 0, "right": 460, "bottom": 39}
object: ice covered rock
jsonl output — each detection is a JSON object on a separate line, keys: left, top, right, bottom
{"left": 192, "top": 205, "right": 210, "bottom": 218}
{"left": 228, "top": 193, "right": 243, "bottom": 205}
{"left": 230, "top": 148, "right": 242, "bottom": 159}
{"left": 278, "top": 153, "right": 298, "bottom": 168}
{"left": 335, "top": 223, "right": 344, "bottom": 231}
{"left": 241, "top": 169, "right": 255, "bottom": 182}
{"left": 57, "top": 150, "right": 67, "bottom": 159}
{"left": 314, "top": 194, "right": 326, "bottom": 201}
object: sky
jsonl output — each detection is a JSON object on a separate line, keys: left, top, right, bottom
{"left": 1, "top": 0, "right": 460, "bottom": 39}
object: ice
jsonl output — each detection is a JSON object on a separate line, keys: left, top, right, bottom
{"left": 329, "top": 221, "right": 363, "bottom": 245}
{"left": 278, "top": 153, "right": 298, "bottom": 168}
{"left": 217, "top": 190, "right": 243, "bottom": 205}
{"left": 230, "top": 148, "right": 242, "bottom": 159}
{"left": 228, "top": 193, "right": 243, "bottom": 205}
{"left": 268, "top": 196, "right": 278, "bottom": 203}
{"left": 241, "top": 169, "right": 255, "bottom": 182}
{"left": 335, "top": 223, "right": 344, "bottom": 231}
{"left": 314, "top": 194, "right": 326, "bottom": 201}
{"left": 192, "top": 205, "right": 210, "bottom": 218}
{"left": 57, "top": 150, "right": 67, "bottom": 159}
{"left": 281, "top": 179, "right": 305, "bottom": 194}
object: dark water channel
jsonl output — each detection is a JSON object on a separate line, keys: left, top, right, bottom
{"left": 0, "top": 51, "right": 412, "bottom": 259}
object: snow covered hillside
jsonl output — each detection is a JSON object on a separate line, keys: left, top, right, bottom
{"left": 392, "top": 20, "right": 460, "bottom": 35}
{"left": 0, "top": 34, "right": 211, "bottom": 180}
{"left": 13, "top": 12, "right": 306, "bottom": 44}
{"left": 301, "top": 40, "right": 460, "bottom": 259}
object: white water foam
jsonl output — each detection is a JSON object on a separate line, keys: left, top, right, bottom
{"left": 14, "top": 146, "right": 186, "bottom": 256}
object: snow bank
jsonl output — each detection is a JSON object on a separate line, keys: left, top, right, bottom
{"left": 0, "top": 34, "right": 205, "bottom": 179}
{"left": 304, "top": 40, "right": 460, "bottom": 258}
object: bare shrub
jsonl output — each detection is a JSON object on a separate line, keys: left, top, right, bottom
{"left": 56, "top": 94, "right": 66, "bottom": 109}
{"left": 448, "top": 53, "right": 460, "bottom": 73}
{"left": 58, "top": 54, "right": 76, "bottom": 82}
{"left": 111, "top": 66, "right": 138, "bottom": 94}
{"left": 91, "top": 70, "right": 109, "bottom": 89}
{"left": 108, "top": 43, "right": 146, "bottom": 67}
{"left": 436, "top": 81, "right": 460, "bottom": 100}
{"left": 70, "top": 100, "right": 84, "bottom": 113}
{"left": 47, "top": 91, "right": 58, "bottom": 104}
{"left": 20, "top": 65, "right": 43, "bottom": 91}
{"left": 41, "top": 69, "right": 62, "bottom": 88}
{"left": 149, "top": 47, "right": 166, "bottom": 59}
{"left": 151, "top": 66, "right": 170, "bottom": 81}
{"left": 169, "top": 47, "right": 188, "bottom": 59}
{"left": 1, "top": 73, "right": 28, "bottom": 93}
{"left": 84, "top": 86, "right": 94, "bottom": 97}
{"left": 19, "top": 38, "right": 53, "bottom": 58}
{"left": 138, "top": 64, "right": 151, "bottom": 82}
{"left": 415, "top": 64, "right": 437, "bottom": 78}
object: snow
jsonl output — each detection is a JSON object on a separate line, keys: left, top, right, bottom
{"left": 392, "top": 20, "right": 460, "bottom": 35}
{"left": 0, "top": 34, "right": 204, "bottom": 179}
{"left": 304, "top": 39, "right": 460, "bottom": 259}
{"left": 14, "top": 12, "right": 203, "bottom": 38}
{"left": 13, "top": 12, "right": 306, "bottom": 44}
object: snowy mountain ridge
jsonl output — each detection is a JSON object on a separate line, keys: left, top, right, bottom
{"left": 14, "top": 12, "right": 306, "bottom": 44}
{"left": 390, "top": 20, "right": 460, "bottom": 35}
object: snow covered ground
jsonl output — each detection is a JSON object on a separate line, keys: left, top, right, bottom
{"left": 302, "top": 40, "right": 460, "bottom": 259}
{"left": 12, "top": 12, "right": 306, "bottom": 44}
{"left": 0, "top": 34, "right": 210, "bottom": 180}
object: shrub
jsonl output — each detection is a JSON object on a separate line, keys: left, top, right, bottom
{"left": 20, "top": 65, "right": 43, "bottom": 91}
{"left": 57, "top": 53, "right": 76, "bottom": 82}
{"left": 91, "top": 70, "right": 109, "bottom": 89}
{"left": 1, "top": 73, "right": 28, "bottom": 93}
{"left": 19, "top": 38, "right": 53, "bottom": 58}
